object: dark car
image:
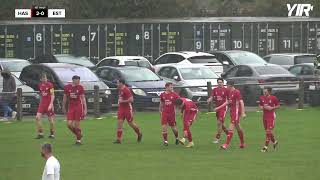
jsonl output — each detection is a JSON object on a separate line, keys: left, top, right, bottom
{"left": 20, "top": 63, "right": 111, "bottom": 113}
{"left": 263, "top": 53, "right": 317, "bottom": 69}
{"left": 95, "top": 66, "right": 166, "bottom": 109}
{"left": 288, "top": 63, "right": 320, "bottom": 101}
{"left": 30, "top": 54, "right": 96, "bottom": 69}
{"left": 0, "top": 74, "right": 40, "bottom": 114}
{"left": 0, "top": 58, "right": 31, "bottom": 77}
{"left": 210, "top": 50, "right": 267, "bottom": 72}
{"left": 221, "top": 64, "right": 299, "bottom": 105}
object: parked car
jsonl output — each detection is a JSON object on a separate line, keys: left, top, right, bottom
{"left": 221, "top": 64, "right": 299, "bottom": 105}
{"left": 210, "top": 50, "right": 267, "bottom": 72}
{"left": 288, "top": 63, "right": 320, "bottom": 98}
{"left": 153, "top": 51, "right": 223, "bottom": 76}
{"left": 30, "top": 54, "right": 96, "bottom": 69}
{"left": 0, "top": 73, "right": 40, "bottom": 114}
{"left": 0, "top": 58, "right": 31, "bottom": 77}
{"left": 96, "top": 56, "right": 154, "bottom": 72}
{"left": 156, "top": 64, "right": 219, "bottom": 103}
{"left": 263, "top": 53, "right": 317, "bottom": 69}
{"left": 95, "top": 66, "right": 165, "bottom": 109}
{"left": 19, "top": 63, "right": 111, "bottom": 113}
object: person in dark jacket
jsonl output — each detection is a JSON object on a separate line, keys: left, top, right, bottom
{"left": 0, "top": 70, "right": 17, "bottom": 121}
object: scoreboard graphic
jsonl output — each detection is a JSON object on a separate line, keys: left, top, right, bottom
{"left": 15, "top": 6, "right": 65, "bottom": 18}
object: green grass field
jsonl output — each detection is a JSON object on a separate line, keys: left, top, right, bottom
{"left": 0, "top": 107, "right": 319, "bottom": 180}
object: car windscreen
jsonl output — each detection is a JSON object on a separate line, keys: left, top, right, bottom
{"left": 227, "top": 52, "right": 266, "bottom": 64}
{"left": 188, "top": 56, "right": 219, "bottom": 63}
{"left": 254, "top": 66, "right": 291, "bottom": 75}
{"left": 180, "top": 67, "right": 219, "bottom": 80}
{"left": 1, "top": 61, "right": 30, "bottom": 71}
{"left": 53, "top": 67, "right": 99, "bottom": 82}
{"left": 56, "top": 56, "right": 95, "bottom": 67}
{"left": 0, "top": 75, "right": 23, "bottom": 88}
{"left": 295, "top": 56, "right": 316, "bottom": 64}
{"left": 124, "top": 60, "right": 151, "bottom": 68}
{"left": 120, "top": 68, "right": 160, "bottom": 82}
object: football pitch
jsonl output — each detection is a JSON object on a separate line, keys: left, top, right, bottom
{"left": 0, "top": 107, "right": 319, "bottom": 180}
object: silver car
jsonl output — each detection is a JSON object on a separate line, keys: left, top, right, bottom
{"left": 156, "top": 64, "right": 219, "bottom": 103}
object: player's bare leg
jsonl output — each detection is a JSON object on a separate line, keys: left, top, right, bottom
{"left": 261, "top": 129, "right": 271, "bottom": 152}
{"left": 74, "top": 120, "right": 82, "bottom": 145}
{"left": 128, "top": 121, "right": 142, "bottom": 143}
{"left": 162, "top": 125, "right": 168, "bottom": 146}
{"left": 48, "top": 116, "right": 55, "bottom": 139}
{"left": 214, "top": 120, "right": 223, "bottom": 143}
{"left": 235, "top": 123, "right": 245, "bottom": 148}
{"left": 67, "top": 120, "right": 77, "bottom": 139}
{"left": 221, "top": 123, "right": 235, "bottom": 149}
{"left": 35, "top": 113, "right": 44, "bottom": 139}
{"left": 113, "top": 119, "right": 124, "bottom": 144}
{"left": 170, "top": 126, "right": 179, "bottom": 145}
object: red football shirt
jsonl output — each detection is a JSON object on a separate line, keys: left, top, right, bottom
{"left": 227, "top": 89, "right": 242, "bottom": 113}
{"left": 259, "top": 95, "right": 279, "bottom": 120}
{"left": 64, "top": 84, "right": 85, "bottom": 106}
{"left": 211, "top": 87, "right": 228, "bottom": 108}
{"left": 160, "top": 91, "right": 180, "bottom": 114}
{"left": 181, "top": 98, "right": 198, "bottom": 113}
{"left": 118, "top": 86, "right": 133, "bottom": 110}
{"left": 38, "top": 82, "right": 54, "bottom": 105}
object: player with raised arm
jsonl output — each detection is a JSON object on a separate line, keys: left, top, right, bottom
{"left": 62, "top": 75, "right": 87, "bottom": 145}
{"left": 207, "top": 78, "right": 229, "bottom": 144}
{"left": 113, "top": 79, "right": 142, "bottom": 144}
{"left": 176, "top": 98, "right": 198, "bottom": 148}
{"left": 159, "top": 82, "right": 180, "bottom": 146}
{"left": 215, "top": 80, "right": 246, "bottom": 150}
{"left": 259, "top": 87, "right": 280, "bottom": 152}
{"left": 35, "top": 74, "right": 55, "bottom": 139}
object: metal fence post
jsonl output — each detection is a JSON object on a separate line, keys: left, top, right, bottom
{"left": 298, "top": 79, "right": 304, "bottom": 109}
{"left": 207, "top": 81, "right": 213, "bottom": 112}
{"left": 93, "top": 85, "right": 100, "bottom": 118}
{"left": 16, "top": 88, "right": 22, "bottom": 121}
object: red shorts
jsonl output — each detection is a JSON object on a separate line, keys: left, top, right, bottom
{"left": 216, "top": 110, "right": 227, "bottom": 123}
{"left": 67, "top": 106, "right": 83, "bottom": 121}
{"left": 183, "top": 111, "right": 197, "bottom": 124}
{"left": 37, "top": 104, "right": 54, "bottom": 117}
{"left": 230, "top": 110, "right": 241, "bottom": 124}
{"left": 161, "top": 112, "right": 176, "bottom": 126}
{"left": 263, "top": 118, "right": 275, "bottom": 130}
{"left": 118, "top": 109, "right": 133, "bottom": 122}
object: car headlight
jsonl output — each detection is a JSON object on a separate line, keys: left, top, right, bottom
{"left": 105, "top": 89, "right": 111, "bottom": 95}
{"left": 132, "top": 88, "right": 147, "bottom": 96}
{"left": 189, "top": 87, "right": 203, "bottom": 92}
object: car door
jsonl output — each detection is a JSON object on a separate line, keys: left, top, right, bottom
{"left": 234, "top": 65, "right": 257, "bottom": 104}
{"left": 288, "top": 65, "right": 303, "bottom": 77}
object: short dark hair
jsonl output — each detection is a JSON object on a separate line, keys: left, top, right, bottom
{"left": 41, "top": 143, "right": 52, "bottom": 153}
{"left": 41, "top": 73, "right": 47, "bottom": 78}
{"left": 118, "top": 79, "right": 126, "bottom": 85}
{"left": 165, "top": 82, "right": 173, "bottom": 88}
{"left": 217, "top": 78, "right": 224, "bottom": 82}
{"left": 265, "top": 86, "right": 272, "bottom": 93}
{"left": 175, "top": 98, "right": 183, "bottom": 105}
{"left": 226, "top": 80, "right": 235, "bottom": 86}
{"left": 72, "top": 75, "right": 80, "bottom": 80}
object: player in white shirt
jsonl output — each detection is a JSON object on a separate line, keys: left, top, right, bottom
{"left": 41, "top": 143, "right": 60, "bottom": 180}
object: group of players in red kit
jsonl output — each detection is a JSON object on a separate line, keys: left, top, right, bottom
{"left": 33, "top": 73, "right": 279, "bottom": 152}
